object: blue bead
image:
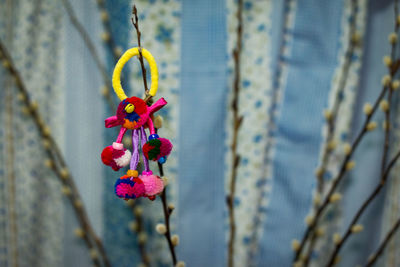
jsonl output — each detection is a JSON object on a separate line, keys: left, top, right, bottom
{"left": 149, "top": 134, "right": 159, "bottom": 140}
{"left": 158, "top": 156, "right": 166, "bottom": 164}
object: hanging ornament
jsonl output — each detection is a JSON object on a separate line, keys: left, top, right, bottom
{"left": 101, "top": 47, "right": 172, "bottom": 200}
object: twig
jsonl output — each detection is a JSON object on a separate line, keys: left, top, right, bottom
{"left": 128, "top": 200, "right": 151, "bottom": 267}
{"left": 0, "top": 39, "right": 110, "bottom": 267}
{"left": 94, "top": 0, "right": 120, "bottom": 63}
{"left": 302, "top": 2, "right": 359, "bottom": 265}
{"left": 5, "top": 51, "right": 18, "bottom": 267}
{"left": 226, "top": 0, "right": 243, "bottom": 267}
{"left": 61, "top": 0, "right": 116, "bottom": 112}
{"left": 130, "top": 6, "right": 178, "bottom": 264}
{"left": 325, "top": 2, "right": 400, "bottom": 266}
{"left": 365, "top": 216, "right": 400, "bottom": 266}
{"left": 157, "top": 162, "right": 178, "bottom": 265}
{"left": 294, "top": 65, "right": 393, "bottom": 262}
{"left": 132, "top": 5, "right": 150, "bottom": 97}
{"left": 227, "top": 0, "right": 243, "bottom": 266}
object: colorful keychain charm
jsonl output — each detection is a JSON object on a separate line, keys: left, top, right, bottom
{"left": 101, "top": 47, "right": 172, "bottom": 200}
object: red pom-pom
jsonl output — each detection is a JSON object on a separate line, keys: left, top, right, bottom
{"left": 101, "top": 146, "right": 113, "bottom": 165}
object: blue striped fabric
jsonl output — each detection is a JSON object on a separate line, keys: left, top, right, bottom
{"left": 177, "top": 0, "right": 227, "bottom": 266}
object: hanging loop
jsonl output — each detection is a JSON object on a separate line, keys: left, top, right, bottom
{"left": 112, "top": 47, "right": 158, "bottom": 101}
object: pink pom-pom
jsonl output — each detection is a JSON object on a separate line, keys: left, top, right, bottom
{"left": 139, "top": 172, "right": 164, "bottom": 196}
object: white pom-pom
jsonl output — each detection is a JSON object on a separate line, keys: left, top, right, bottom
{"left": 156, "top": 223, "right": 167, "bottom": 235}
{"left": 114, "top": 149, "right": 131, "bottom": 167}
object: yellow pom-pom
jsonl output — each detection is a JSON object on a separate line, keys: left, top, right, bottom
{"left": 162, "top": 176, "right": 169, "bottom": 186}
{"left": 333, "top": 233, "right": 341, "bottom": 245}
{"left": 382, "top": 75, "right": 392, "bottom": 86}
{"left": 74, "top": 200, "right": 83, "bottom": 208}
{"left": 155, "top": 223, "right": 167, "bottom": 235}
{"left": 389, "top": 32, "right": 398, "bottom": 44}
{"left": 89, "top": 249, "right": 98, "bottom": 259}
{"left": 346, "top": 160, "right": 356, "bottom": 170}
{"left": 127, "top": 169, "right": 138, "bottom": 177}
{"left": 392, "top": 80, "right": 400, "bottom": 90}
{"left": 351, "top": 224, "right": 364, "bottom": 233}
{"left": 291, "top": 239, "right": 300, "bottom": 251}
{"left": 42, "top": 126, "right": 51, "bottom": 137}
{"left": 134, "top": 206, "right": 143, "bottom": 216}
{"left": 44, "top": 159, "right": 54, "bottom": 168}
{"left": 154, "top": 115, "right": 163, "bottom": 129}
{"left": 327, "top": 139, "right": 337, "bottom": 151}
{"left": 366, "top": 121, "right": 377, "bottom": 131}
{"left": 351, "top": 32, "right": 361, "bottom": 45}
{"left": 138, "top": 232, "right": 147, "bottom": 244}
{"left": 304, "top": 215, "right": 314, "bottom": 226}
{"left": 61, "top": 186, "right": 72, "bottom": 196}
{"left": 17, "top": 93, "right": 26, "bottom": 102}
{"left": 330, "top": 193, "right": 342, "bottom": 203}
{"left": 324, "top": 109, "right": 333, "bottom": 121}
{"left": 126, "top": 199, "right": 135, "bottom": 207}
{"left": 100, "top": 85, "right": 109, "bottom": 96}
{"left": 313, "top": 193, "right": 321, "bottom": 205}
{"left": 101, "top": 32, "right": 110, "bottom": 42}
{"left": 114, "top": 46, "right": 123, "bottom": 57}
{"left": 333, "top": 256, "right": 341, "bottom": 265}
{"left": 380, "top": 100, "right": 389, "bottom": 112}
{"left": 343, "top": 143, "right": 352, "bottom": 155}
{"left": 74, "top": 228, "right": 85, "bottom": 238}
{"left": 176, "top": 261, "right": 186, "bottom": 267}
{"left": 100, "top": 10, "right": 109, "bottom": 21}
{"left": 60, "top": 168, "right": 69, "bottom": 179}
{"left": 314, "top": 167, "right": 324, "bottom": 179}
{"left": 383, "top": 120, "right": 390, "bottom": 130}
{"left": 363, "top": 103, "right": 373, "bottom": 116}
{"left": 383, "top": 55, "right": 392, "bottom": 67}
{"left": 123, "top": 135, "right": 132, "bottom": 147}
{"left": 2, "top": 59, "right": 10, "bottom": 69}
{"left": 129, "top": 221, "right": 138, "bottom": 232}
{"left": 21, "top": 106, "right": 30, "bottom": 115}
{"left": 316, "top": 227, "right": 325, "bottom": 237}
{"left": 171, "top": 234, "right": 180, "bottom": 246}
{"left": 30, "top": 100, "right": 39, "bottom": 111}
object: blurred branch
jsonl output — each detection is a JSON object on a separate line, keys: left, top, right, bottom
{"left": 325, "top": 2, "right": 400, "bottom": 266}
{"left": 131, "top": 5, "right": 178, "bottom": 265}
{"left": 157, "top": 161, "right": 178, "bottom": 265}
{"left": 293, "top": 36, "right": 397, "bottom": 267}
{"left": 365, "top": 215, "right": 400, "bottom": 266}
{"left": 131, "top": 6, "right": 150, "bottom": 98}
{"left": 0, "top": 39, "right": 110, "bottom": 267}
{"left": 303, "top": 1, "right": 359, "bottom": 265}
{"left": 60, "top": 0, "right": 116, "bottom": 111}
{"left": 5, "top": 50, "right": 18, "bottom": 267}
{"left": 94, "top": 0, "right": 120, "bottom": 63}
{"left": 128, "top": 200, "right": 151, "bottom": 267}
{"left": 227, "top": 0, "right": 243, "bottom": 266}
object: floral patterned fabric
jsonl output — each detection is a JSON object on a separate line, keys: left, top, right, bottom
{"left": 1, "top": 0, "right": 400, "bottom": 266}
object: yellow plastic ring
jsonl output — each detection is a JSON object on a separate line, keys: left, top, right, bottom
{"left": 112, "top": 47, "right": 158, "bottom": 101}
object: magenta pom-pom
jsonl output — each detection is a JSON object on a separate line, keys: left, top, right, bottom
{"left": 115, "top": 178, "right": 145, "bottom": 199}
